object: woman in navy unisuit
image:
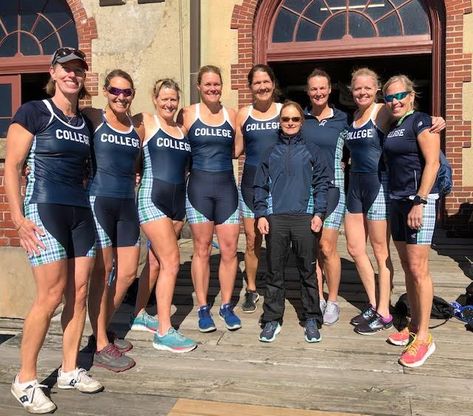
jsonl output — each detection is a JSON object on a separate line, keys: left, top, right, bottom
{"left": 383, "top": 75, "right": 440, "bottom": 368}
{"left": 178, "top": 65, "right": 241, "bottom": 333}
{"left": 5, "top": 47, "right": 103, "bottom": 414}
{"left": 254, "top": 101, "right": 330, "bottom": 343}
{"left": 83, "top": 69, "right": 141, "bottom": 373}
{"left": 132, "top": 79, "right": 196, "bottom": 353}
{"left": 234, "top": 64, "right": 282, "bottom": 314}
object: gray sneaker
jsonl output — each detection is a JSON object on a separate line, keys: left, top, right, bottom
{"left": 57, "top": 368, "right": 103, "bottom": 393}
{"left": 93, "top": 343, "right": 136, "bottom": 373}
{"left": 241, "top": 290, "right": 260, "bottom": 313}
{"left": 319, "top": 298, "right": 327, "bottom": 315}
{"left": 323, "top": 301, "right": 340, "bottom": 325}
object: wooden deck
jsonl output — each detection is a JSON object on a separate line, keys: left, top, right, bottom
{"left": 1, "top": 233, "right": 472, "bottom": 416}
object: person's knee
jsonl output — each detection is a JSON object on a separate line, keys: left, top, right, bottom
{"left": 407, "top": 259, "right": 429, "bottom": 284}
{"left": 347, "top": 243, "right": 364, "bottom": 260}
{"left": 319, "top": 238, "right": 336, "bottom": 260}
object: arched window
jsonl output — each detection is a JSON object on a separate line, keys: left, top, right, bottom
{"left": 273, "top": 0, "right": 430, "bottom": 42}
{"left": 0, "top": 0, "right": 79, "bottom": 137}
{"left": 0, "top": 0, "right": 78, "bottom": 58}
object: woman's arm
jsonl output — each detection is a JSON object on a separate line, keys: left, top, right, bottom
{"left": 407, "top": 129, "right": 440, "bottom": 230}
{"left": 233, "top": 107, "right": 247, "bottom": 158}
{"left": 4, "top": 123, "right": 45, "bottom": 255}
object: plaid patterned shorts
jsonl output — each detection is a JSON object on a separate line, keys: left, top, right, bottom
{"left": 186, "top": 194, "right": 240, "bottom": 225}
{"left": 25, "top": 203, "right": 95, "bottom": 267}
{"left": 239, "top": 187, "right": 255, "bottom": 219}
{"left": 324, "top": 187, "right": 346, "bottom": 230}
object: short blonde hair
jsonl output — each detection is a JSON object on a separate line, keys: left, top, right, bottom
{"left": 351, "top": 67, "right": 380, "bottom": 90}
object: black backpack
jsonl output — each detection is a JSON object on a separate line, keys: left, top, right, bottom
{"left": 395, "top": 293, "right": 454, "bottom": 319}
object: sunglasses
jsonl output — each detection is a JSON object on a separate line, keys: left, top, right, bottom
{"left": 107, "top": 86, "right": 134, "bottom": 97}
{"left": 384, "top": 91, "right": 410, "bottom": 102}
{"left": 52, "top": 47, "right": 86, "bottom": 64}
{"left": 281, "top": 116, "right": 302, "bottom": 123}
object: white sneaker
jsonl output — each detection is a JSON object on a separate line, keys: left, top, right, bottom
{"left": 11, "top": 376, "right": 56, "bottom": 414}
{"left": 319, "top": 298, "right": 327, "bottom": 315}
{"left": 323, "top": 301, "right": 340, "bottom": 325}
{"left": 57, "top": 368, "right": 103, "bottom": 393}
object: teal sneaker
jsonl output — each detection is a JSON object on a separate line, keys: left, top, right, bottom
{"left": 130, "top": 311, "right": 158, "bottom": 333}
{"left": 152, "top": 328, "right": 197, "bottom": 353}
{"left": 219, "top": 303, "right": 241, "bottom": 330}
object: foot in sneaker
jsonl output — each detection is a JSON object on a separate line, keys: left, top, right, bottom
{"left": 130, "top": 310, "right": 158, "bottom": 333}
{"left": 198, "top": 304, "right": 216, "bottom": 332}
{"left": 259, "top": 321, "right": 281, "bottom": 342}
{"left": 153, "top": 328, "right": 197, "bottom": 353}
{"left": 319, "top": 298, "right": 327, "bottom": 315}
{"left": 93, "top": 343, "right": 135, "bottom": 373}
{"left": 350, "top": 304, "right": 376, "bottom": 326}
{"left": 399, "top": 333, "right": 436, "bottom": 368}
{"left": 219, "top": 303, "right": 242, "bottom": 330}
{"left": 57, "top": 368, "right": 103, "bottom": 393}
{"left": 11, "top": 375, "right": 56, "bottom": 414}
{"left": 241, "top": 290, "right": 260, "bottom": 313}
{"left": 106, "top": 331, "right": 133, "bottom": 353}
{"left": 304, "top": 318, "right": 322, "bottom": 343}
{"left": 387, "top": 327, "right": 413, "bottom": 346}
{"left": 354, "top": 312, "right": 393, "bottom": 335}
{"left": 323, "top": 301, "right": 340, "bottom": 325}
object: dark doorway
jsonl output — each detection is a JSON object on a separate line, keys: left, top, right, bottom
{"left": 22, "top": 73, "right": 50, "bottom": 103}
{"left": 271, "top": 54, "right": 432, "bottom": 115}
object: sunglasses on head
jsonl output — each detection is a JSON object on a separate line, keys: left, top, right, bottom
{"left": 52, "top": 47, "right": 86, "bottom": 64}
{"left": 281, "top": 116, "right": 302, "bottom": 123}
{"left": 107, "top": 86, "right": 134, "bottom": 97}
{"left": 384, "top": 91, "right": 410, "bottom": 102}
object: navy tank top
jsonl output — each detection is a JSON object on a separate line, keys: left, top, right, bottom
{"left": 345, "top": 106, "right": 385, "bottom": 174}
{"left": 242, "top": 103, "right": 281, "bottom": 167}
{"left": 88, "top": 112, "right": 141, "bottom": 198}
{"left": 143, "top": 116, "right": 191, "bottom": 184}
{"left": 187, "top": 104, "right": 234, "bottom": 172}
{"left": 13, "top": 99, "right": 91, "bottom": 207}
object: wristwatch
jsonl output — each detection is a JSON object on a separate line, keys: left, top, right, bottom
{"left": 412, "top": 195, "right": 428, "bottom": 205}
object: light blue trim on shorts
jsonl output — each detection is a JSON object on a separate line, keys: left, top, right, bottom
{"left": 367, "top": 171, "right": 390, "bottom": 221}
{"left": 413, "top": 196, "right": 437, "bottom": 245}
{"left": 238, "top": 187, "right": 255, "bottom": 219}
{"left": 324, "top": 187, "right": 346, "bottom": 230}
{"left": 186, "top": 194, "right": 240, "bottom": 225}
{"left": 89, "top": 196, "right": 112, "bottom": 249}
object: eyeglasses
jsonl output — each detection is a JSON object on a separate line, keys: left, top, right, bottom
{"left": 52, "top": 47, "right": 86, "bottom": 65}
{"left": 107, "top": 86, "right": 134, "bottom": 97}
{"left": 384, "top": 91, "right": 410, "bottom": 102}
{"left": 280, "top": 116, "right": 302, "bottom": 123}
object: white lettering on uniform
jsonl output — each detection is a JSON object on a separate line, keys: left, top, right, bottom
{"left": 156, "top": 137, "right": 191, "bottom": 152}
{"left": 194, "top": 127, "right": 232, "bottom": 138}
{"left": 100, "top": 133, "right": 140, "bottom": 148}
{"left": 346, "top": 129, "right": 374, "bottom": 141}
{"left": 387, "top": 129, "right": 405, "bottom": 138}
{"left": 245, "top": 121, "right": 279, "bottom": 132}
{"left": 56, "top": 129, "right": 90, "bottom": 145}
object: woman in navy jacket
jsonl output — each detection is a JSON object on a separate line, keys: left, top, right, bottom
{"left": 254, "top": 101, "right": 330, "bottom": 343}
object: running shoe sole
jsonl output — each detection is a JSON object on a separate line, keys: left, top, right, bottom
{"left": 218, "top": 314, "right": 241, "bottom": 330}
{"left": 242, "top": 293, "right": 260, "bottom": 314}
{"left": 198, "top": 324, "right": 216, "bottom": 333}
{"left": 387, "top": 332, "right": 411, "bottom": 346}
{"left": 399, "top": 342, "right": 436, "bottom": 368}
{"left": 130, "top": 323, "right": 156, "bottom": 333}
{"left": 93, "top": 360, "right": 135, "bottom": 373}
{"left": 305, "top": 333, "right": 322, "bottom": 343}
{"left": 11, "top": 387, "right": 56, "bottom": 414}
{"left": 354, "top": 321, "right": 393, "bottom": 336}
{"left": 57, "top": 383, "right": 104, "bottom": 393}
{"left": 259, "top": 324, "right": 281, "bottom": 342}
{"left": 152, "top": 341, "right": 197, "bottom": 354}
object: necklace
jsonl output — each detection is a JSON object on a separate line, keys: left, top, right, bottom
{"left": 63, "top": 113, "right": 77, "bottom": 125}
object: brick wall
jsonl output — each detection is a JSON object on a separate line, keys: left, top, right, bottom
{"left": 444, "top": 0, "right": 473, "bottom": 236}
{"left": 0, "top": 0, "right": 98, "bottom": 247}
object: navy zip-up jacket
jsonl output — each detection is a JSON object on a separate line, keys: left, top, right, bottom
{"left": 253, "top": 130, "right": 330, "bottom": 218}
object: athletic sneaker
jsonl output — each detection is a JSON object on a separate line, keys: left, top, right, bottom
{"left": 198, "top": 305, "right": 216, "bottom": 332}
{"left": 130, "top": 310, "right": 158, "bottom": 333}
{"left": 259, "top": 321, "right": 281, "bottom": 342}
{"left": 304, "top": 318, "right": 322, "bottom": 343}
{"left": 57, "top": 368, "right": 103, "bottom": 393}
{"left": 387, "top": 327, "right": 412, "bottom": 346}
{"left": 241, "top": 290, "right": 260, "bottom": 313}
{"left": 93, "top": 343, "right": 136, "bottom": 373}
{"left": 319, "top": 298, "right": 327, "bottom": 315}
{"left": 219, "top": 303, "right": 242, "bottom": 330}
{"left": 107, "top": 331, "right": 133, "bottom": 353}
{"left": 153, "top": 328, "right": 197, "bottom": 353}
{"left": 354, "top": 312, "right": 393, "bottom": 335}
{"left": 399, "top": 333, "right": 436, "bottom": 368}
{"left": 350, "top": 305, "right": 376, "bottom": 326}
{"left": 323, "top": 301, "right": 340, "bottom": 325}
{"left": 11, "top": 376, "right": 56, "bottom": 414}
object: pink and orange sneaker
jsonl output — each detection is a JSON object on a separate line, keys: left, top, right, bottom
{"left": 387, "top": 327, "right": 411, "bottom": 346}
{"left": 398, "top": 333, "right": 436, "bottom": 368}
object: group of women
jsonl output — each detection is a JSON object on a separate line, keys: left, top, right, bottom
{"left": 5, "top": 46, "right": 443, "bottom": 414}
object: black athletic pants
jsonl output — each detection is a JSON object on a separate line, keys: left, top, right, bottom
{"left": 262, "top": 214, "right": 322, "bottom": 325}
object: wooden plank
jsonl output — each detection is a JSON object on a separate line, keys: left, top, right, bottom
{"left": 168, "top": 399, "right": 368, "bottom": 416}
